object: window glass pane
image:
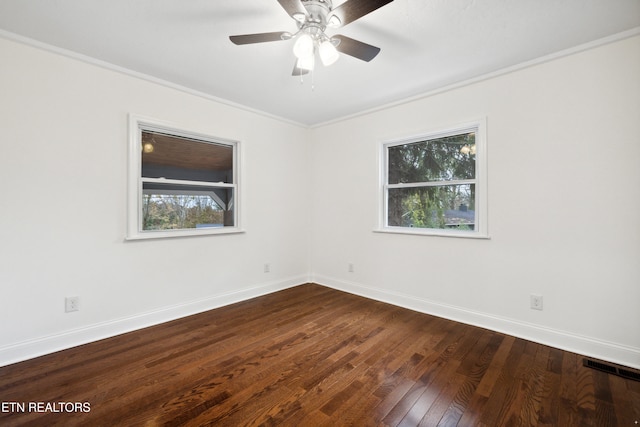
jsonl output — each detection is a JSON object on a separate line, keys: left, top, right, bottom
{"left": 387, "top": 184, "right": 475, "bottom": 230}
{"left": 141, "top": 131, "right": 234, "bottom": 183}
{"left": 142, "top": 182, "right": 234, "bottom": 230}
{"left": 388, "top": 133, "right": 476, "bottom": 184}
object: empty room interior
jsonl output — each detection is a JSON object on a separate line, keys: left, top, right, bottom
{"left": 0, "top": 0, "right": 639, "bottom": 425}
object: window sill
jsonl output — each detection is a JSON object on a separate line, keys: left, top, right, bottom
{"left": 126, "top": 228, "right": 245, "bottom": 241}
{"left": 374, "top": 227, "right": 490, "bottom": 240}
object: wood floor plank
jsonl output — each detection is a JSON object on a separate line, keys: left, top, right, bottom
{"left": 535, "top": 348, "right": 562, "bottom": 426}
{"left": 609, "top": 374, "right": 639, "bottom": 426}
{"left": 576, "top": 359, "right": 597, "bottom": 426}
{"left": 592, "top": 370, "right": 618, "bottom": 426}
{"left": 393, "top": 331, "right": 473, "bottom": 426}
{"left": 474, "top": 334, "right": 516, "bottom": 398}
{"left": 477, "top": 337, "right": 528, "bottom": 426}
{"left": 0, "top": 283, "right": 637, "bottom": 427}
{"left": 557, "top": 351, "right": 580, "bottom": 426}
{"left": 435, "top": 332, "right": 503, "bottom": 426}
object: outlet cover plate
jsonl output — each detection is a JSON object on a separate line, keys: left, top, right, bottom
{"left": 65, "top": 296, "right": 79, "bottom": 312}
{"left": 530, "top": 294, "right": 543, "bottom": 311}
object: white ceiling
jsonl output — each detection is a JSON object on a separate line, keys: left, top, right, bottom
{"left": 0, "top": 0, "right": 638, "bottom": 126}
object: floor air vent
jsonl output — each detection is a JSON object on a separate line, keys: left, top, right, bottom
{"left": 583, "top": 358, "right": 640, "bottom": 382}
{"left": 618, "top": 368, "right": 640, "bottom": 381}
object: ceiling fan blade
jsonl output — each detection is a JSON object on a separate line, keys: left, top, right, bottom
{"left": 292, "top": 61, "right": 310, "bottom": 76}
{"left": 333, "top": 35, "right": 381, "bottom": 62}
{"left": 229, "top": 32, "right": 290, "bottom": 45}
{"left": 277, "top": 0, "right": 308, "bottom": 19}
{"left": 329, "top": 0, "right": 394, "bottom": 27}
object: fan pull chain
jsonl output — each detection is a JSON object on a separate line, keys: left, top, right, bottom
{"left": 296, "top": 67, "right": 314, "bottom": 91}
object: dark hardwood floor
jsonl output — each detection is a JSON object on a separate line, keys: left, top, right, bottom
{"left": 0, "top": 284, "right": 638, "bottom": 426}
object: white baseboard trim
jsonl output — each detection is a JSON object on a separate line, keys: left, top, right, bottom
{"left": 313, "top": 275, "right": 640, "bottom": 370}
{"left": 0, "top": 275, "right": 308, "bottom": 368}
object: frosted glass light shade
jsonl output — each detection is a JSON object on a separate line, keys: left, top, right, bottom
{"left": 297, "top": 54, "right": 315, "bottom": 71}
{"left": 319, "top": 40, "right": 339, "bottom": 66}
{"left": 293, "top": 34, "right": 314, "bottom": 59}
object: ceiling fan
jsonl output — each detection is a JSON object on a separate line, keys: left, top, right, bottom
{"left": 229, "top": 0, "right": 395, "bottom": 75}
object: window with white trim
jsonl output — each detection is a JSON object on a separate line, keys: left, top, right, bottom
{"left": 381, "top": 121, "right": 487, "bottom": 238}
{"left": 127, "top": 115, "right": 240, "bottom": 239}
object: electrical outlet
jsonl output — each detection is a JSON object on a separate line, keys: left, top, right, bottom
{"left": 348, "top": 263, "right": 354, "bottom": 273}
{"left": 264, "top": 263, "right": 270, "bottom": 273}
{"left": 65, "top": 296, "right": 79, "bottom": 313}
{"left": 530, "top": 294, "right": 543, "bottom": 311}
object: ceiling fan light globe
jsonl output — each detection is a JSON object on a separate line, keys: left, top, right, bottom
{"left": 293, "top": 34, "right": 314, "bottom": 59}
{"left": 297, "top": 55, "right": 315, "bottom": 71}
{"left": 319, "top": 40, "right": 339, "bottom": 66}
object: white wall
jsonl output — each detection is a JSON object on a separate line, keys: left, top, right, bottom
{"left": 309, "top": 35, "right": 640, "bottom": 369}
{"left": 0, "top": 37, "right": 310, "bottom": 366}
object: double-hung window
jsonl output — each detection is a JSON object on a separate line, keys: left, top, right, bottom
{"left": 381, "top": 120, "right": 487, "bottom": 238}
{"left": 127, "top": 115, "right": 241, "bottom": 239}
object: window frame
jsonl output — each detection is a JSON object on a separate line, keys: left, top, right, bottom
{"left": 127, "top": 114, "right": 242, "bottom": 240}
{"left": 378, "top": 119, "right": 488, "bottom": 239}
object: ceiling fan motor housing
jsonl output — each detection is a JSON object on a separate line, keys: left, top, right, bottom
{"left": 299, "top": 0, "right": 334, "bottom": 30}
